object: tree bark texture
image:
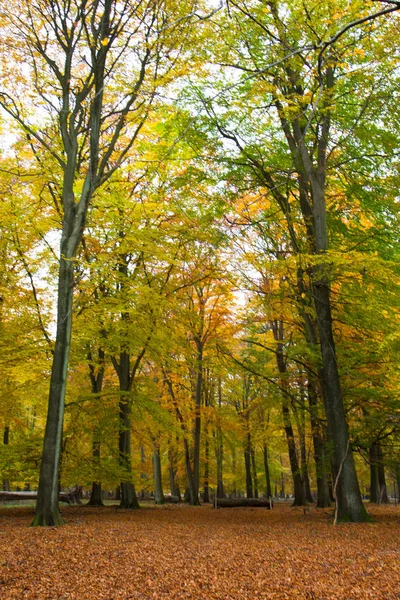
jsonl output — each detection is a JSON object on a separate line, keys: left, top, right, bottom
{"left": 263, "top": 444, "right": 272, "bottom": 499}
{"left": 153, "top": 444, "right": 165, "bottom": 505}
{"left": 2, "top": 426, "right": 10, "bottom": 492}
{"left": 32, "top": 257, "right": 74, "bottom": 526}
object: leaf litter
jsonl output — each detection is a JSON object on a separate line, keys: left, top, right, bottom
{"left": 0, "top": 504, "right": 399, "bottom": 599}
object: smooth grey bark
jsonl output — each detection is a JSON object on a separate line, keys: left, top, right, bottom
{"left": 251, "top": 448, "right": 259, "bottom": 499}
{"left": 263, "top": 444, "right": 272, "bottom": 499}
{"left": 216, "top": 379, "right": 225, "bottom": 498}
{"left": 369, "top": 443, "right": 380, "bottom": 503}
{"left": 231, "top": 444, "right": 237, "bottom": 497}
{"left": 369, "top": 443, "right": 389, "bottom": 504}
{"left": 29, "top": 0, "right": 153, "bottom": 526}
{"left": 296, "top": 402, "right": 314, "bottom": 504}
{"left": 244, "top": 432, "right": 253, "bottom": 498}
{"left": 168, "top": 445, "right": 181, "bottom": 500}
{"left": 203, "top": 434, "right": 210, "bottom": 502}
{"left": 114, "top": 350, "right": 140, "bottom": 509}
{"left": 2, "top": 426, "right": 9, "bottom": 491}
{"left": 192, "top": 338, "right": 203, "bottom": 505}
{"left": 313, "top": 280, "right": 366, "bottom": 521}
{"left": 299, "top": 429, "right": 313, "bottom": 504}
{"left": 164, "top": 372, "right": 198, "bottom": 505}
{"left": 272, "top": 321, "right": 306, "bottom": 506}
{"left": 279, "top": 455, "right": 285, "bottom": 498}
{"left": 33, "top": 257, "right": 74, "bottom": 526}
{"left": 153, "top": 444, "right": 165, "bottom": 505}
{"left": 87, "top": 348, "right": 105, "bottom": 507}
{"left": 139, "top": 445, "right": 147, "bottom": 499}
{"left": 377, "top": 445, "right": 389, "bottom": 504}
{"left": 296, "top": 64, "right": 366, "bottom": 522}
{"left": 307, "top": 380, "right": 331, "bottom": 507}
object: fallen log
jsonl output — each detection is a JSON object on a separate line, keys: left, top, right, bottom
{"left": 0, "top": 491, "right": 78, "bottom": 504}
{"left": 165, "top": 495, "right": 181, "bottom": 504}
{"left": 214, "top": 497, "right": 273, "bottom": 508}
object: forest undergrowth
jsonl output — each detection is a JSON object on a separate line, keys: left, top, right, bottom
{"left": 0, "top": 504, "right": 399, "bottom": 599}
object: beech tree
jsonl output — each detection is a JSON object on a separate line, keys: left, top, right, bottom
{"left": 189, "top": 0, "right": 400, "bottom": 522}
{"left": 0, "top": 0, "right": 206, "bottom": 525}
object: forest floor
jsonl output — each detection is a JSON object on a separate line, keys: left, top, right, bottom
{"left": 0, "top": 503, "right": 399, "bottom": 600}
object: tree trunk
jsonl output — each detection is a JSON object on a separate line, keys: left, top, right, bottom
{"left": 244, "top": 431, "right": 253, "bottom": 498}
{"left": 263, "top": 444, "right": 272, "bottom": 499}
{"left": 192, "top": 341, "right": 203, "bottom": 505}
{"left": 184, "top": 437, "right": 198, "bottom": 504}
{"left": 216, "top": 380, "right": 225, "bottom": 498}
{"left": 139, "top": 444, "right": 147, "bottom": 499}
{"left": 377, "top": 445, "right": 389, "bottom": 504}
{"left": 153, "top": 444, "right": 165, "bottom": 505}
{"left": 2, "top": 426, "right": 9, "bottom": 491}
{"left": 307, "top": 380, "right": 331, "bottom": 508}
{"left": 396, "top": 465, "right": 400, "bottom": 503}
{"left": 298, "top": 412, "right": 314, "bottom": 503}
{"left": 87, "top": 349, "right": 105, "bottom": 507}
{"left": 32, "top": 256, "right": 74, "bottom": 526}
{"left": 119, "top": 389, "right": 139, "bottom": 509}
{"left": 231, "top": 444, "right": 237, "bottom": 497}
{"left": 203, "top": 434, "right": 210, "bottom": 503}
{"left": 272, "top": 323, "right": 306, "bottom": 506}
{"left": 282, "top": 402, "right": 306, "bottom": 505}
{"left": 370, "top": 443, "right": 389, "bottom": 504}
{"left": 369, "top": 443, "right": 380, "bottom": 503}
{"left": 168, "top": 445, "right": 181, "bottom": 500}
{"left": 88, "top": 440, "right": 103, "bottom": 506}
{"left": 251, "top": 447, "right": 259, "bottom": 499}
{"left": 280, "top": 455, "right": 285, "bottom": 498}
{"left": 313, "top": 282, "right": 367, "bottom": 521}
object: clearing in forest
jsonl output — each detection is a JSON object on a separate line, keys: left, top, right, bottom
{"left": 0, "top": 504, "right": 399, "bottom": 599}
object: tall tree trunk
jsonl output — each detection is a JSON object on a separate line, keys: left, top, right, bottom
{"left": 87, "top": 348, "right": 105, "bottom": 507}
{"left": 192, "top": 341, "right": 203, "bottom": 505}
{"left": 297, "top": 407, "right": 313, "bottom": 503}
{"left": 301, "top": 66, "right": 366, "bottom": 522}
{"left": 203, "top": 434, "right": 210, "bottom": 503}
{"left": 88, "top": 440, "right": 103, "bottom": 506}
{"left": 216, "top": 380, "right": 225, "bottom": 498}
{"left": 139, "top": 444, "right": 147, "bottom": 499}
{"left": 164, "top": 372, "right": 198, "bottom": 504}
{"left": 244, "top": 431, "right": 253, "bottom": 498}
{"left": 263, "top": 444, "right": 272, "bottom": 499}
{"left": 300, "top": 430, "right": 313, "bottom": 503}
{"left": 307, "top": 380, "right": 331, "bottom": 508}
{"left": 184, "top": 438, "right": 198, "bottom": 504}
{"left": 232, "top": 444, "right": 237, "bottom": 497}
{"left": 273, "top": 322, "right": 306, "bottom": 506}
{"left": 279, "top": 455, "right": 285, "bottom": 498}
{"left": 251, "top": 447, "right": 259, "bottom": 498}
{"left": 313, "top": 282, "right": 366, "bottom": 521}
{"left": 369, "top": 443, "right": 380, "bottom": 503}
{"left": 117, "top": 351, "right": 139, "bottom": 509}
{"left": 396, "top": 464, "right": 400, "bottom": 503}
{"left": 282, "top": 402, "right": 305, "bottom": 505}
{"left": 377, "top": 444, "right": 389, "bottom": 504}
{"left": 32, "top": 257, "right": 74, "bottom": 526}
{"left": 370, "top": 443, "right": 389, "bottom": 504}
{"left": 168, "top": 444, "right": 181, "bottom": 500}
{"left": 2, "top": 426, "right": 9, "bottom": 491}
{"left": 153, "top": 443, "right": 165, "bottom": 505}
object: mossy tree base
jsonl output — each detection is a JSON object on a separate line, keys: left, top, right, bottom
{"left": 31, "top": 510, "right": 65, "bottom": 527}
{"left": 335, "top": 503, "right": 371, "bottom": 524}
{"left": 118, "top": 499, "right": 140, "bottom": 509}
{"left": 87, "top": 499, "right": 104, "bottom": 507}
